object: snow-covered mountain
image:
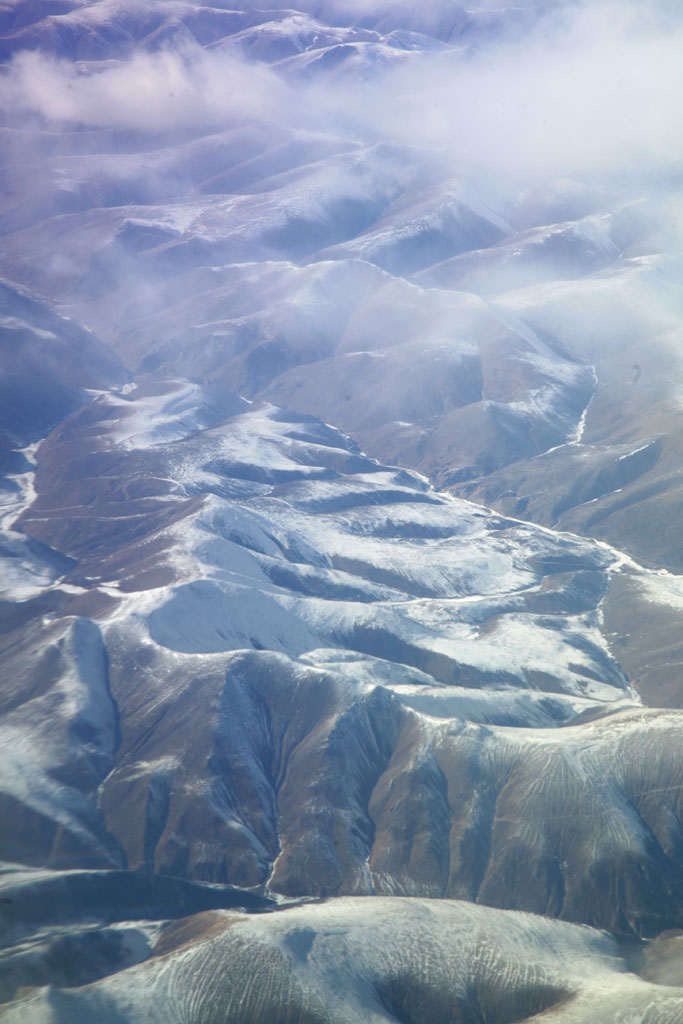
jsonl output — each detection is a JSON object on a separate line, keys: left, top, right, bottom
{"left": 6, "top": 896, "right": 683, "bottom": 1024}
{"left": 1, "top": 0, "right": 683, "bottom": 1019}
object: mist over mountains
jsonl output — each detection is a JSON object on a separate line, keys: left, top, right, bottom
{"left": 1, "top": 1, "right": 683, "bottom": 1020}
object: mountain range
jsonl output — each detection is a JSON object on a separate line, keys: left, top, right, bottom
{"left": 1, "top": 1, "right": 683, "bottom": 1020}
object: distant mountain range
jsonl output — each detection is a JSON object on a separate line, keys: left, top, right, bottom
{"left": 1, "top": 1, "right": 683, "bottom": 1020}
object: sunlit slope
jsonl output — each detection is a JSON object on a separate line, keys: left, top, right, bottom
{"left": 5, "top": 898, "right": 683, "bottom": 1024}
{"left": 1, "top": 382, "right": 681, "bottom": 936}
{"left": 2, "top": 0, "right": 683, "bottom": 1017}
{"left": 1, "top": 2, "right": 681, "bottom": 577}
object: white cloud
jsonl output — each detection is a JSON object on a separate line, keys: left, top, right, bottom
{"left": 318, "top": 0, "right": 683, "bottom": 186}
{"left": 1, "top": 0, "right": 681, "bottom": 191}
{"left": 1, "top": 46, "right": 289, "bottom": 133}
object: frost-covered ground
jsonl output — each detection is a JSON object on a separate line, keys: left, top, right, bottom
{"left": 5, "top": 897, "right": 683, "bottom": 1024}
{"left": 2, "top": 378, "right": 683, "bottom": 1018}
{"left": 2, "top": 0, "right": 683, "bottom": 1019}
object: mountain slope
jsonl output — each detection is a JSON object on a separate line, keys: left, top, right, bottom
{"left": 1, "top": 0, "right": 683, "bottom": 1018}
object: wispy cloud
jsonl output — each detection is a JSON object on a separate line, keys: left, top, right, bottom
{"left": 0, "top": 47, "right": 289, "bottom": 133}
{"left": 326, "top": 0, "right": 683, "bottom": 186}
{"left": 2, "top": 0, "right": 680, "bottom": 192}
